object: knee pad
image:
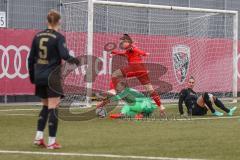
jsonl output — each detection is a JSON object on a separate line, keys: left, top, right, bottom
{"left": 203, "top": 93, "right": 215, "bottom": 103}
{"left": 208, "top": 94, "right": 214, "bottom": 102}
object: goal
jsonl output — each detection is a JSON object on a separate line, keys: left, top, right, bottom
{"left": 60, "top": 0, "right": 238, "bottom": 105}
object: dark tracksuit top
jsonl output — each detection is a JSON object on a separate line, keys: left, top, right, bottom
{"left": 178, "top": 88, "right": 199, "bottom": 115}
{"left": 28, "top": 29, "right": 78, "bottom": 86}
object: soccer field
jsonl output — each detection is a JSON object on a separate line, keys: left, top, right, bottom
{"left": 0, "top": 103, "right": 239, "bottom": 160}
{"left": 1, "top": 0, "right": 240, "bottom": 160}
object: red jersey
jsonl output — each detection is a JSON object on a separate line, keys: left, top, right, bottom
{"left": 111, "top": 45, "right": 147, "bottom": 63}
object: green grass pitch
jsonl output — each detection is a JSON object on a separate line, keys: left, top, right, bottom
{"left": 0, "top": 102, "right": 239, "bottom": 160}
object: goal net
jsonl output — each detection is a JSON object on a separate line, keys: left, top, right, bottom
{"left": 59, "top": 1, "right": 238, "bottom": 105}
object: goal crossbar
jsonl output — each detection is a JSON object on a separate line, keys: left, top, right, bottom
{"left": 94, "top": 0, "right": 238, "bottom": 14}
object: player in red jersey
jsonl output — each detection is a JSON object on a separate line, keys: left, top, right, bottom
{"left": 107, "top": 34, "right": 165, "bottom": 114}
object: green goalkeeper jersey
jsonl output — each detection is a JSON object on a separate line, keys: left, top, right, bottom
{"left": 110, "top": 87, "right": 157, "bottom": 116}
{"left": 110, "top": 87, "right": 145, "bottom": 101}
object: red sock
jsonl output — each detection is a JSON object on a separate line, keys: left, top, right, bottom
{"left": 111, "top": 77, "right": 119, "bottom": 89}
{"left": 110, "top": 113, "right": 123, "bottom": 119}
{"left": 150, "top": 91, "right": 161, "bottom": 107}
{"left": 110, "top": 80, "right": 115, "bottom": 90}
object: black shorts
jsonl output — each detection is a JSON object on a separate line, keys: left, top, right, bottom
{"left": 192, "top": 104, "right": 208, "bottom": 116}
{"left": 35, "top": 85, "right": 63, "bottom": 99}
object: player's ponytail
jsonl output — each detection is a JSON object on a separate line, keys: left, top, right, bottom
{"left": 120, "top": 34, "right": 133, "bottom": 43}
{"left": 189, "top": 76, "right": 195, "bottom": 80}
{"left": 47, "top": 9, "right": 61, "bottom": 26}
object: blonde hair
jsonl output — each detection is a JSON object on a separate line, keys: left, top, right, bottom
{"left": 47, "top": 9, "right": 61, "bottom": 26}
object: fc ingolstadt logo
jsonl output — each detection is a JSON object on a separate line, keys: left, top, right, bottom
{"left": 172, "top": 45, "right": 190, "bottom": 84}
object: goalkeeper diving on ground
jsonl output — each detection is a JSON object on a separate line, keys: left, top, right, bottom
{"left": 96, "top": 80, "right": 158, "bottom": 119}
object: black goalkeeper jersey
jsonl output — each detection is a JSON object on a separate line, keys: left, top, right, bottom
{"left": 178, "top": 88, "right": 198, "bottom": 115}
{"left": 28, "top": 29, "right": 77, "bottom": 85}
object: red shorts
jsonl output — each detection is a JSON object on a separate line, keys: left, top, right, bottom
{"left": 120, "top": 63, "right": 150, "bottom": 85}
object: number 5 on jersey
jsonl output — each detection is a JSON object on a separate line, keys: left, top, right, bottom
{"left": 38, "top": 38, "right": 49, "bottom": 64}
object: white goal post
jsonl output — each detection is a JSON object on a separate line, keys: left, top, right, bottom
{"left": 61, "top": 0, "right": 238, "bottom": 104}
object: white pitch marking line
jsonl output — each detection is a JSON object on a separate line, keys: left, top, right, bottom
{"left": 190, "top": 116, "right": 240, "bottom": 120}
{"left": 0, "top": 150, "right": 205, "bottom": 160}
{"left": 1, "top": 114, "right": 36, "bottom": 116}
{"left": 122, "top": 116, "right": 240, "bottom": 122}
{"left": 0, "top": 107, "right": 96, "bottom": 112}
{"left": 0, "top": 109, "right": 40, "bottom": 112}
{"left": 0, "top": 109, "right": 239, "bottom": 120}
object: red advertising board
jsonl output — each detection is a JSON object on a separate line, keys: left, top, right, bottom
{"left": 0, "top": 29, "right": 239, "bottom": 95}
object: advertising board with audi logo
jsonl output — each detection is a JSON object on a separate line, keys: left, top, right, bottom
{"left": 0, "top": 29, "right": 239, "bottom": 95}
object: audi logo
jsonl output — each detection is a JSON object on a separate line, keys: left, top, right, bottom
{"left": 0, "top": 45, "right": 30, "bottom": 79}
{"left": 1, "top": 44, "right": 240, "bottom": 80}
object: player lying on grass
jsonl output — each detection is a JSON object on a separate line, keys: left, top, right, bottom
{"left": 107, "top": 34, "right": 165, "bottom": 114}
{"left": 96, "top": 81, "right": 159, "bottom": 119}
{"left": 28, "top": 10, "right": 79, "bottom": 149}
{"left": 178, "top": 76, "right": 237, "bottom": 116}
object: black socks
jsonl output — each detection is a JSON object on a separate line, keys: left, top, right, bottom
{"left": 37, "top": 105, "right": 49, "bottom": 131}
{"left": 48, "top": 108, "right": 59, "bottom": 137}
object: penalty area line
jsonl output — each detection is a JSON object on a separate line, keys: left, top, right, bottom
{"left": 0, "top": 150, "right": 205, "bottom": 160}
